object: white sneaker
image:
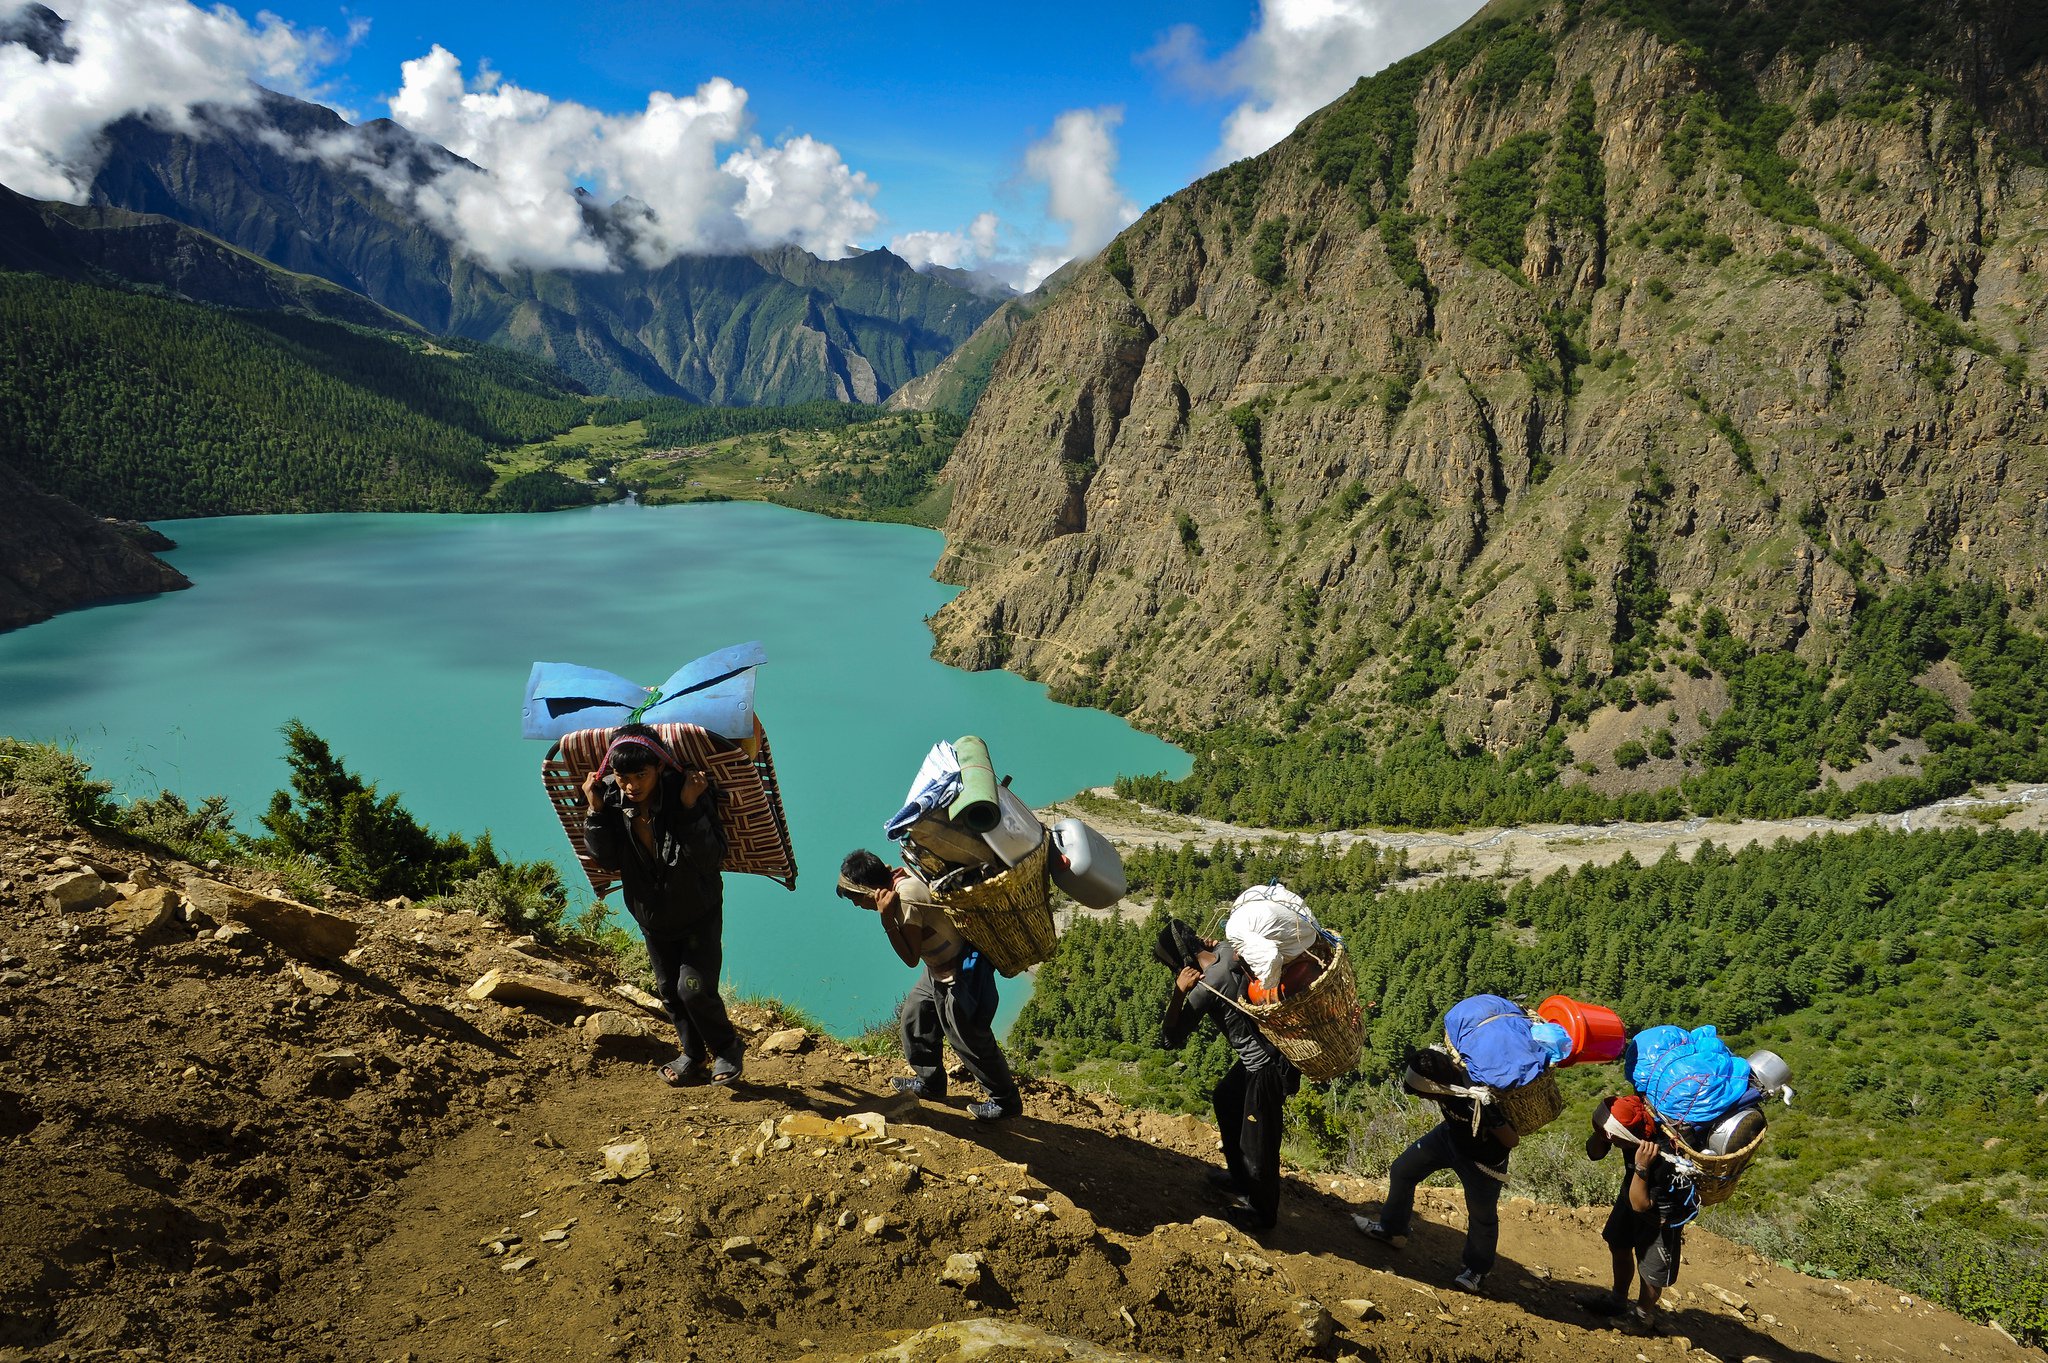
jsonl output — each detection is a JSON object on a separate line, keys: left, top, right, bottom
{"left": 1453, "top": 1268, "right": 1486, "bottom": 1293}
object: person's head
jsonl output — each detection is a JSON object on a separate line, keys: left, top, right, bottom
{"left": 604, "top": 723, "right": 671, "bottom": 805}
{"left": 837, "top": 848, "right": 893, "bottom": 908}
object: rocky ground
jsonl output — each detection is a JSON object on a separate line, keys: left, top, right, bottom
{"left": 0, "top": 793, "right": 2033, "bottom": 1363}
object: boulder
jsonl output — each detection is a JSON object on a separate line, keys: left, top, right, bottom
{"left": 180, "top": 877, "right": 358, "bottom": 959}
{"left": 759, "top": 1027, "right": 811, "bottom": 1055}
{"left": 102, "top": 887, "right": 181, "bottom": 937}
{"left": 610, "top": 982, "right": 671, "bottom": 1018}
{"left": 43, "top": 870, "right": 115, "bottom": 914}
{"left": 466, "top": 968, "right": 612, "bottom": 1013}
{"left": 582, "top": 1010, "right": 667, "bottom": 1057}
{"left": 596, "top": 1138, "right": 651, "bottom": 1183}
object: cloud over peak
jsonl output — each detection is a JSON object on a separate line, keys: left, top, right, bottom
{"left": 1154, "top": 0, "right": 1485, "bottom": 167}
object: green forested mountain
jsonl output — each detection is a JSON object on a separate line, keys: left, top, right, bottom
{"left": 1017, "top": 826, "right": 2048, "bottom": 1338}
{"left": 0, "top": 273, "right": 592, "bottom": 517}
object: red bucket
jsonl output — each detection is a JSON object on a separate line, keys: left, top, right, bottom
{"left": 1536, "top": 994, "right": 1627, "bottom": 1066}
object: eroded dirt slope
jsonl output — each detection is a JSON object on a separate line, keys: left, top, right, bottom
{"left": 0, "top": 796, "right": 2029, "bottom": 1363}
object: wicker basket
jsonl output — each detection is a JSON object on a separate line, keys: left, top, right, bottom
{"left": 1662, "top": 1120, "right": 1765, "bottom": 1206}
{"left": 1445, "top": 1036, "right": 1566, "bottom": 1136}
{"left": 1492, "top": 1071, "right": 1565, "bottom": 1135}
{"left": 930, "top": 832, "right": 1056, "bottom": 978}
{"left": 1241, "top": 938, "right": 1364, "bottom": 1083}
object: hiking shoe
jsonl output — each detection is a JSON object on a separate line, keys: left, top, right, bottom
{"left": 890, "top": 1076, "right": 941, "bottom": 1100}
{"left": 967, "top": 1098, "right": 1018, "bottom": 1121}
{"left": 1453, "top": 1268, "right": 1487, "bottom": 1294}
{"left": 1627, "top": 1304, "right": 1663, "bottom": 1334}
{"left": 1351, "top": 1215, "right": 1404, "bottom": 1248}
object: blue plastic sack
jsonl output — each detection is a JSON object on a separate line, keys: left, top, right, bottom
{"left": 1623, "top": 1024, "right": 1692, "bottom": 1093}
{"left": 1640, "top": 1024, "right": 1752, "bottom": 1124}
{"left": 522, "top": 641, "right": 765, "bottom": 742}
{"left": 1445, "top": 995, "right": 1551, "bottom": 1088}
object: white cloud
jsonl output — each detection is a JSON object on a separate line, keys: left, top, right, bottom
{"left": 0, "top": 0, "right": 347, "bottom": 201}
{"left": 891, "top": 107, "right": 1141, "bottom": 295}
{"left": 1154, "top": 0, "right": 1486, "bottom": 166}
{"left": 1023, "top": 107, "right": 1139, "bottom": 279}
{"left": 0, "top": 3, "right": 881, "bottom": 273}
{"left": 379, "top": 44, "right": 879, "bottom": 271}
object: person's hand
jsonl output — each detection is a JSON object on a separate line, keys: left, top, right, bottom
{"left": 680, "top": 768, "right": 710, "bottom": 808}
{"left": 1175, "top": 965, "right": 1201, "bottom": 995}
{"left": 1634, "top": 1138, "right": 1660, "bottom": 1172}
{"left": 581, "top": 770, "right": 605, "bottom": 813}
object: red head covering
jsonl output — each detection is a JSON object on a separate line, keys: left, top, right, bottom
{"left": 1606, "top": 1094, "right": 1657, "bottom": 1139}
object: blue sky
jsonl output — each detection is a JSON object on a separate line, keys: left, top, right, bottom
{"left": 0, "top": 0, "right": 1484, "bottom": 287}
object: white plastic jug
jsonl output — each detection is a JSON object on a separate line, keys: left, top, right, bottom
{"left": 980, "top": 784, "right": 1044, "bottom": 866}
{"left": 1049, "top": 818, "right": 1125, "bottom": 909}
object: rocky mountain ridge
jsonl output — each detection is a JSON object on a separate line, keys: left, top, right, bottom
{"left": 0, "top": 788, "right": 2031, "bottom": 1362}
{"left": 931, "top": 0, "right": 2048, "bottom": 750}
{"left": 1, "top": 8, "right": 1004, "bottom": 405}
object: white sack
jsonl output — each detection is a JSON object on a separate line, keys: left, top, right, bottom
{"left": 1224, "top": 882, "right": 1321, "bottom": 992}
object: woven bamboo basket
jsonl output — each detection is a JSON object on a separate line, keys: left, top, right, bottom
{"left": 1492, "top": 1071, "right": 1565, "bottom": 1135}
{"left": 1242, "top": 938, "right": 1364, "bottom": 1082}
{"left": 1445, "top": 1036, "right": 1566, "bottom": 1135}
{"left": 1662, "top": 1120, "right": 1766, "bottom": 1206}
{"left": 930, "top": 832, "right": 1055, "bottom": 978}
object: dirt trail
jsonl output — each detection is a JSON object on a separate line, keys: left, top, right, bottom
{"left": 1048, "top": 785, "right": 2048, "bottom": 895}
{"left": 0, "top": 796, "right": 2033, "bottom": 1362}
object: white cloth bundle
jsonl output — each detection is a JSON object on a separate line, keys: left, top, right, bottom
{"left": 1224, "top": 882, "right": 1322, "bottom": 993}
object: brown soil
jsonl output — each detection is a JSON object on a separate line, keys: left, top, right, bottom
{"left": 0, "top": 796, "right": 2032, "bottom": 1363}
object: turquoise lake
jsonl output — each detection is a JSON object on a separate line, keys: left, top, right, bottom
{"left": 0, "top": 501, "right": 1187, "bottom": 1035}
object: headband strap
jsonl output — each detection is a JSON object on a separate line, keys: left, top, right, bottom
{"left": 602, "top": 734, "right": 684, "bottom": 775}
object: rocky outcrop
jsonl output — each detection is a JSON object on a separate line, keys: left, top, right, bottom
{"left": 0, "top": 464, "right": 188, "bottom": 632}
{"left": 933, "top": 0, "right": 2048, "bottom": 748}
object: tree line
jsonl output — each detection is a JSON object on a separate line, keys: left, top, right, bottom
{"left": 0, "top": 273, "right": 591, "bottom": 518}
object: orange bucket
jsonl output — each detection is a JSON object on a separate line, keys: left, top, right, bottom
{"left": 1536, "top": 994, "right": 1627, "bottom": 1066}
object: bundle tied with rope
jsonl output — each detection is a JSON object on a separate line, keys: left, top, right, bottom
{"left": 1203, "top": 885, "right": 1364, "bottom": 1083}
{"left": 1403, "top": 996, "right": 1572, "bottom": 1137}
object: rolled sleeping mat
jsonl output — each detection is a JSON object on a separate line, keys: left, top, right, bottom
{"left": 949, "top": 734, "right": 1001, "bottom": 833}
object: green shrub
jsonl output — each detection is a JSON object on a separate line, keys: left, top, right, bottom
{"left": 0, "top": 738, "right": 120, "bottom": 827}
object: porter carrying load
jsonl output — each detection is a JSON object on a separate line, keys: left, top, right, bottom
{"left": 1206, "top": 883, "right": 1363, "bottom": 1082}
{"left": 531, "top": 644, "right": 797, "bottom": 893}
{"left": 1623, "top": 1025, "right": 1792, "bottom": 1205}
{"left": 1405, "top": 994, "right": 1578, "bottom": 1135}
{"left": 886, "top": 736, "right": 1056, "bottom": 976}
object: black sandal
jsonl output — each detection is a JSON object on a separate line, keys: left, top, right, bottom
{"left": 660, "top": 1055, "right": 707, "bottom": 1087}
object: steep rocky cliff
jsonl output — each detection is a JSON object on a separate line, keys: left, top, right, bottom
{"left": 0, "top": 465, "right": 188, "bottom": 631}
{"left": 933, "top": 0, "right": 2048, "bottom": 750}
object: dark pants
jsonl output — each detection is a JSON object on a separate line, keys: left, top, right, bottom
{"left": 1215, "top": 1060, "right": 1294, "bottom": 1227}
{"left": 900, "top": 952, "right": 1019, "bottom": 1111}
{"left": 1603, "top": 1183, "right": 1683, "bottom": 1288}
{"left": 644, "top": 926, "right": 737, "bottom": 1062}
{"left": 1381, "top": 1121, "right": 1505, "bottom": 1275}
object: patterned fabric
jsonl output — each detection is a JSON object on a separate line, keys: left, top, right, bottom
{"left": 542, "top": 720, "right": 797, "bottom": 893}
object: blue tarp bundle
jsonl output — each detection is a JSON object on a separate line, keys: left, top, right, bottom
{"left": 1628, "top": 1023, "right": 1753, "bottom": 1125}
{"left": 521, "top": 641, "right": 765, "bottom": 742}
{"left": 1444, "top": 994, "right": 1552, "bottom": 1088}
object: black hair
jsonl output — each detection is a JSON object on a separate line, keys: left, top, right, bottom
{"left": 607, "top": 722, "right": 667, "bottom": 773}
{"left": 839, "top": 848, "right": 892, "bottom": 892}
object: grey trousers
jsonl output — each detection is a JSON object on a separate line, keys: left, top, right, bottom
{"left": 900, "top": 952, "right": 1020, "bottom": 1110}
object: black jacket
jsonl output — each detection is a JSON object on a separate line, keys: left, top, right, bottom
{"left": 582, "top": 770, "right": 725, "bottom": 943}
